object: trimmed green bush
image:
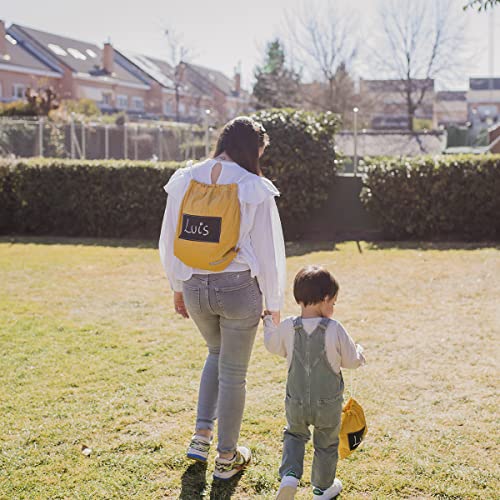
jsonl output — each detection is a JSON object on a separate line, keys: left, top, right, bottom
{"left": 252, "top": 108, "right": 340, "bottom": 237}
{"left": 0, "top": 158, "right": 182, "bottom": 238}
{"left": 360, "top": 155, "right": 500, "bottom": 240}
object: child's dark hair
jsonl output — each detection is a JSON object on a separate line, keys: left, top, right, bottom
{"left": 293, "top": 265, "right": 339, "bottom": 306}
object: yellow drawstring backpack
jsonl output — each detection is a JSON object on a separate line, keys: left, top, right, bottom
{"left": 339, "top": 397, "right": 367, "bottom": 459}
{"left": 174, "top": 165, "right": 245, "bottom": 272}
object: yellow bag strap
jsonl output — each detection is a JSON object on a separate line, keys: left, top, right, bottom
{"left": 345, "top": 369, "right": 359, "bottom": 400}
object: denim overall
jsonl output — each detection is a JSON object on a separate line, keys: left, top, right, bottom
{"left": 280, "top": 317, "right": 344, "bottom": 490}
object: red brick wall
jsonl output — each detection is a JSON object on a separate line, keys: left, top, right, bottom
{"left": 489, "top": 125, "right": 500, "bottom": 154}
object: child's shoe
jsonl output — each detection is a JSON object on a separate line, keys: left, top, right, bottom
{"left": 186, "top": 434, "right": 211, "bottom": 462}
{"left": 312, "top": 478, "right": 342, "bottom": 499}
{"left": 276, "top": 472, "right": 299, "bottom": 499}
{"left": 213, "top": 446, "right": 251, "bottom": 480}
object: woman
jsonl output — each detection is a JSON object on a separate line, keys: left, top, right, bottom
{"left": 159, "top": 116, "right": 286, "bottom": 480}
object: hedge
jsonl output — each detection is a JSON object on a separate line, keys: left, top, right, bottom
{"left": 1, "top": 109, "right": 341, "bottom": 240}
{"left": 0, "top": 158, "right": 182, "bottom": 239}
{"left": 360, "top": 155, "right": 500, "bottom": 240}
{"left": 252, "top": 108, "right": 340, "bottom": 237}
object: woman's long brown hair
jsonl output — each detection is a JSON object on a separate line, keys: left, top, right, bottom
{"left": 212, "top": 116, "right": 269, "bottom": 176}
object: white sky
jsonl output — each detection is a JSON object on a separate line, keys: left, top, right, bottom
{"left": 2, "top": 0, "right": 499, "bottom": 91}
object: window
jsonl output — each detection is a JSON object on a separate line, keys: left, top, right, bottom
{"left": 48, "top": 43, "right": 67, "bottom": 56}
{"left": 6, "top": 34, "right": 17, "bottom": 45}
{"left": 85, "top": 49, "right": 97, "bottom": 58}
{"left": 178, "top": 102, "right": 186, "bottom": 115}
{"left": 164, "top": 100, "right": 174, "bottom": 115}
{"left": 101, "top": 92, "right": 113, "bottom": 106}
{"left": 0, "top": 82, "right": 3, "bottom": 98}
{"left": 13, "top": 84, "right": 26, "bottom": 99}
{"left": 132, "top": 96, "right": 144, "bottom": 111}
{"left": 67, "top": 48, "right": 87, "bottom": 60}
{"left": 117, "top": 94, "right": 128, "bottom": 109}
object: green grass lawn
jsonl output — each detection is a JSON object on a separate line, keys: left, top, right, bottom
{"left": 0, "top": 238, "right": 498, "bottom": 499}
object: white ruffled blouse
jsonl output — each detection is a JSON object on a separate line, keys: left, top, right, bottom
{"left": 159, "top": 158, "right": 286, "bottom": 311}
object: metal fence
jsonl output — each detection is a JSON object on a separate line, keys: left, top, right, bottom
{"left": 0, "top": 117, "right": 214, "bottom": 161}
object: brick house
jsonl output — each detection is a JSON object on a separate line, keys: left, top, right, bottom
{"left": 1, "top": 21, "right": 251, "bottom": 123}
{"left": 0, "top": 20, "right": 61, "bottom": 102}
{"left": 115, "top": 54, "right": 251, "bottom": 122}
{"left": 4, "top": 22, "right": 151, "bottom": 113}
{"left": 467, "top": 77, "right": 500, "bottom": 132}
{"left": 359, "top": 78, "right": 435, "bottom": 130}
{"left": 115, "top": 51, "right": 214, "bottom": 121}
{"left": 179, "top": 62, "right": 250, "bottom": 122}
{"left": 434, "top": 91, "right": 468, "bottom": 127}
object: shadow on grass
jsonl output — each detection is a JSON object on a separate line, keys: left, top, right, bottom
{"left": 364, "top": 241, "right": 500, "bottom": 251}
{"left": 2, "top": 236, "right": 336, "bottom": 254}
{"left": 2, "top": 236, "right": 496, "bottom": 254}
{"left": 178, "top": 462, "right": 244, "bottom": 500}
{"left": 209, "top": 473, "right": 244, "bottom": 500}
{"left": 179, "top": 461, "right": 208, "bottom": 499}
{"left": 285, "top": 241, "right": 337, "bottom": 257}
{"left": 0, "top": 235, "right": 156, "bottom": 249}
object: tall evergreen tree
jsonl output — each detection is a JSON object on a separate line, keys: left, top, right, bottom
{"left": 253, "top": 39, "right": 301, "bottom": 109}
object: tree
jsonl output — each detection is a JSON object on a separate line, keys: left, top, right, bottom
{"left": 285, "top": 1, "right": 358, "bottom": 121}
{"left": 25, "top": 87, "right": 59, "bottom": 115}
{"left": 374, "top": 0, "right": 465, "bottom": 131}
{"left": 164, "top": 27, "right": 192, "bottom": 122}
{"left": 253, "top": 39, "right": 301, "bottom": 109}
{"left": 464, "top": 0, "right": 499, "bottom": 11}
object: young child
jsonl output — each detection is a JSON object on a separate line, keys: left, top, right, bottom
{"left": 263, "top": 265, "right": 365, "bottom": 500}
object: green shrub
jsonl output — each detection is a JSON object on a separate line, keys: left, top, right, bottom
{"left": 0, "top": 100, "right": 34, "bottom": 117}
{"left": 59, "top": 98, "right": 101, "bottom": 117}
{"left": 0, "top": 120, "right": 65, "bottom": 157}
{"left": 360, "top": 155, "right": 500, "bottom": 240}
{"left": 0, "top": 158, "right": 182, "bottom": 238}
{"left": 252, "top": 108, "right": 340, "bottom": 237}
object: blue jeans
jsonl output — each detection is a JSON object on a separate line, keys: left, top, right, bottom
{"left": 182, "top": 270, "right": 263, "bottom": 454}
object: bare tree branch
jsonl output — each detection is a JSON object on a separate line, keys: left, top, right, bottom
{"left": 284, "top": 0, "right": 358, "bottom": 121}
{"left": 372, "top": 0, "right": 466, "bottom": 130}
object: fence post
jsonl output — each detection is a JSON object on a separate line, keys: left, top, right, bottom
{"left": 185, "top": 127, "right": 192, "bottom": 161}
{"left": 204, "top": 109, "right": 211, "bottom": 158}
{"left": 353, "top": 107, "right": 359, "bottom": 177}
{"left": 105, "top": 124, "right": 109, "bottom": 159}
{"left": 81, "top": 121, "right": 86, "bottom": 159}
{"left": 124, "top": 123, "right": 128, "bottom": 159}
{"left": 158, "top": 126, "right": 163, "bottom": 161}
{"left": 134, "top": 125, "right": 138, "bottom": 160}
{"left": 38, "top": 117, "right": 44, "bottom": 157}
{"left": 70, "top": 115, "right": 76, "bottom": 159}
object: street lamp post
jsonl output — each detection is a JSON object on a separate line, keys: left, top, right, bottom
{"left": 353, "top": 107, "right": 359, "bottom": 176}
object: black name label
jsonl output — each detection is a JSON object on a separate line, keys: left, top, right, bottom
{"left": 347, "top": 426, "right": 365, "bottom": 451}
{"left": 179, "top": 214, "right": 222, "bottom": 243}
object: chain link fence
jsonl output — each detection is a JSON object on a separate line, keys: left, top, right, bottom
{"left": 0, "top": 117, "right": 215, "bottom": 161}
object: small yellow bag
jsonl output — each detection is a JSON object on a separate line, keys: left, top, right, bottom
{"left": 339, "top": 397, "right": 367, "bottom": 459}
{"left": 174, "top": 179, "right": 240, "bottom": 272}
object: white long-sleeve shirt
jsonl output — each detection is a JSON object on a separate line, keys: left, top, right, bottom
{"left": 263, "top": 315, "right": 366, "bottom": 374}
{"left": 159, "top": 159, "right": 286, "bottom": 310}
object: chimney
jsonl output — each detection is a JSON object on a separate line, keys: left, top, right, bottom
{"left": 234, "top": 72, "right": 241, "bottom": 95}
{"left": 102, "top": 41, "right": 114, "bottom": 74}
{"left": 0, "top": 20, "right": 6, "bottom": 56}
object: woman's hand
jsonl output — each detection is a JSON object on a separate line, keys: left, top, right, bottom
{"left": 270, "top": 311, "right": 280, "bottom": 325}
{"left": 173, "top": 291, "right": 189, "bottom": 318}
